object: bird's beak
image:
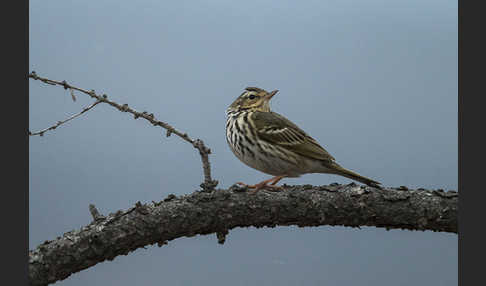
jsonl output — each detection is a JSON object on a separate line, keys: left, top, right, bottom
{"left": 266, "top": 90, "right": 279, "bottom": 100}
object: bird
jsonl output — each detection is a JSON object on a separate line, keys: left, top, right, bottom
{"left": 225, "top": 86, "right": 380, "bottom": 193}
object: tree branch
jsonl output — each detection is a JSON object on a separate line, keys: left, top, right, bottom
{"left": 29, "top": 100, "right": 101, "bottom": 136}
{"left": 29, "top": 183, "right": 457, "bottom": 286}
{"left": 29, "top": 72, "right": 218, "bottom": 190}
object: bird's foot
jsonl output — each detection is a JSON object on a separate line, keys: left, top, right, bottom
{"left": 235, "top": 176, "right": 286, "bottom": 194}
{"left": 235, "top": 182, "right": 283, "bottom": 194}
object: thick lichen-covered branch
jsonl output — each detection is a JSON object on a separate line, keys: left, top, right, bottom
{"left": 29, "top": 183, "right": 457, "bottom": 286}
{"left": 29, "top": 72, "right": 218, "bottom": 190}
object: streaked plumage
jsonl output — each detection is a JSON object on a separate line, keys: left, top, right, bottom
{"left": 226, "top": 87, "right": 380, "bottom": 191}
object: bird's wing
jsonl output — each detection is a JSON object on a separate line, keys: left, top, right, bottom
{"left": 252, "top": 111, "right": 336, "bottom": 162}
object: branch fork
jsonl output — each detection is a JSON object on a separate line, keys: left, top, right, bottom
{"left": 29, "top": 72, "right": 217, "bottom": 190}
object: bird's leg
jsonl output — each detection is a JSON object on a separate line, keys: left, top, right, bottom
{"left": 270, "top": 175, "right": 286, "bottom": 185}
{"left": 236, "top": 175, "right": 286, "bottom": 194}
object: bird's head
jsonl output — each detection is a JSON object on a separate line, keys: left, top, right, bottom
{"left": 227, "top": 87, "right": 278, "bottom": 113}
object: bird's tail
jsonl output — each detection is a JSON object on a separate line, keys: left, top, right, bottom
{"left": 330, "top": 164, "right": 381, "bottom": 187}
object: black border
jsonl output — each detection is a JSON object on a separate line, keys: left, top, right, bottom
{"left": 3, "top": 0, "right": 28, "bottom": 285}
{"left": 459, "top": 1, "right": 482, "bottom": 286}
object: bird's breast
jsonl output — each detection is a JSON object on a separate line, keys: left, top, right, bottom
{"left": 225, "top": 113, "right": 254, "bottom": 159}
{"left": 225, "top": 113, "right": 304, "bottom": 177}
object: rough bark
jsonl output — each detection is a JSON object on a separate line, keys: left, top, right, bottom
{"left": 29, "top": 183, "right": 458, "bottom": 286}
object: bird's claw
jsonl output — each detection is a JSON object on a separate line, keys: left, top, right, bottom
{"left": 235, "top": 181, "right": 283, "bottom": 194}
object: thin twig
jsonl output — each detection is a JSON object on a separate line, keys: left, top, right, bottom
{"left": 29, "top": 100, "right": 101, "bottom": 136}
{"left": 29, "top": 71, "right": 218, "bottom": 189}
{"left": 88, "top": 204, "right": 105, "bottom": 222}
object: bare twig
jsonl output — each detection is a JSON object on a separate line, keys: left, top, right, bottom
{"left": 29, "top": 71, "right": 218, "bottom": 189}
{"left": 88, "top": 204, "right": 104, "bottom": 222}
{"left": 193, "top": 139, "right": 218, "bottom": 191}
{"left": 29, "top": 183, "right": 458, "bottom": 285}
{"left": 29, "top": 100, "right": 101, "bottom": 136}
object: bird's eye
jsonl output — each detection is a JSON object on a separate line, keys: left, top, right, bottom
{"left": 249, "top": 94, "right": 256, "bottom": 100}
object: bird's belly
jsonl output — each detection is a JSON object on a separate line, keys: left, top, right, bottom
{"left": 234, "top": 145, "right": 300, "bottom": 177}
{"left": 226, "top": 119, "right": 303, "bottom": 177}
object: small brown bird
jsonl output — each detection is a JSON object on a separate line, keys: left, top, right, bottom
{"left": 226, "top": 87, "right": 380, "bottom": 192}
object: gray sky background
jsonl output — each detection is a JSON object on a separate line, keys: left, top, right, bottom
{"left": 29, "top": 1, "right": 457, "bottom": 285}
